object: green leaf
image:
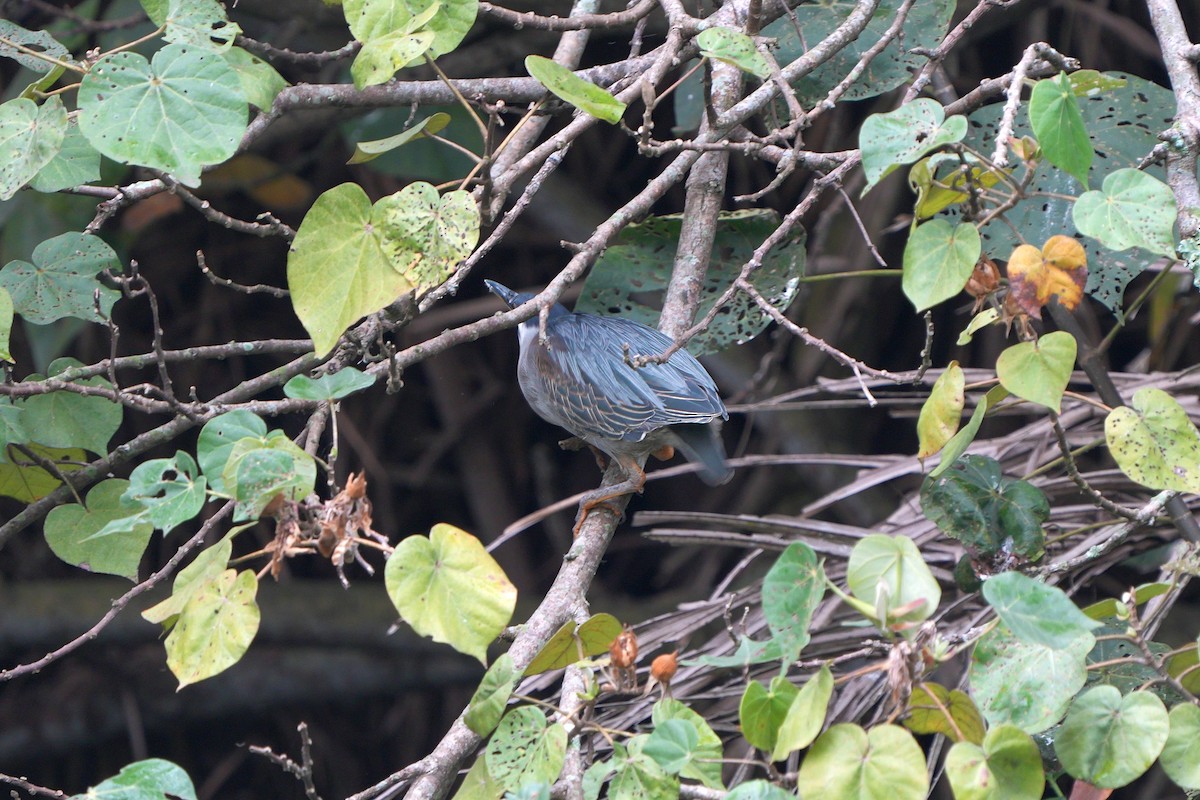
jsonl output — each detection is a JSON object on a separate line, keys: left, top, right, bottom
{"left": 921, "top": 454, "right": 1048, "bottom": 562}
{"left": 222, "top": 432, "right": 316, "bottom": 520}
{"left": 142, "top": 534, "right": 235, "bottom": 626}
{"left": 162, "top": 0, "right": 241, "bottom": 51}
{"left": 44, "top": 479, "right": 154, "bottom": 580}
{"left": 651, "top": 700, "right": 724, "bottom": 789}
{"left": 847, "top": 534, "right": 941, "bottom": 624}
{"left": 982, "top": 572, "right": 1100, "bottom": 648}
{"left": 909, "top": 153, "right": 1001, "bottom": 221}
{"left": 995, "top": 330, "right": 1076, "bottom": 413}
{"left": 385, "top": 523, "right": 517, "bottom": 663}
{"left": 969, "top": 622, "right": 1090, "bottom": 733}
{"left": 696, "top": 27, "right": 771, "bottom": 79}
{"left": 1068, "top": 70, "right": 1128, "bottom": 96}
{"left": 917, "top": 362, "right": 965, "bottom": 460}
{"left": 761, "top": 541, "right": 824, "bottom": 659}
{"left": 1073, "top": 167, "right": 1177, "bottom": 257}
{"left": 577, "top": 210, "right": 805, "bottom": 355}
{"left": 797, "top": 724, "right": 928, "bottom": 800}
{"left": 348, "top": 113, "right": 452, "bottom": 164}
{"left": 222, "top": 46, "right": 287, "bottom": 110}
{"left": 763, "top": 0, "right": 953, "bottom": 108}
{"left": 0, "top": 20, "right": 73, "bottom": 73}
{"left": 957, "top": 308, "right": 1000, "bottom": 346}
{"left": 903, "top": 682, "right": 985, "bottom": 744}
{"left": 739, "top": 675, "right": 797, "bottom": 753}
{"left": 377, "top": 181, "right": 479, "bottom": 286}
{"left": 525, "top": 55, "right": 627, "bottom": 124}
{"left": 724, "top": 781, "right": 793, "bottom": 800}
{"left": 0, "top": 287, "right": 12, "bottom": 362}
{"left": 0, "top": 231, "right": 120, "bottom": 324}
{"left": 1104, "top": 386, "right": 1200, "bottom": 493}
{"left": 73, "top": 758, "right": 197, "bottom": 800}
{"left": 123, "top": 451, "right": 208, "bottom": 534}
{"left": 287, "top": 183, "right": 418, "bottom": 357}
{"left": 0, "top": 444, "right": 85, "bottom": 501}
{"left": 196, "top": 410, "right": 267, "bottom": 495}
{"left": 21, "top": 357, "right": 122, "bottom": 455}
{"left": 29, "top": 118, "right": 103, "bottom": 193}
{"left": 163, "top": 568, "right": 260, "bottom": 688}
{"left": 770, "top": 665, "right": 833, "bottom": 761}
{"left": 1082, "top": 582, "right": 1170, "bottom": 620}
{"left": 902, "top": 219, "right": 980, "bottom": 312}
{"left": 1028, "top": 72, "right": 1091, "bottom": 186}
{"left": 690, "top": 636, "right": 787, "bottom": 668}
{"left": 464, "top": 653, "right": 517, "bottom": 736}
{"left": 0, "top": 95, "right": 67, "bottom": 201}
{"left": 931, "top": 386, "right": 1010, "bottom": 478}
{"left": 345, "top": 0, "right": 476, "bottom": 62}
{"left": 944, "top": 724, "right": 1044, "bottom": 800}
{"left": 1055, "top": 686, "right": 1168, "bottom": 788}
{"left": 643, "top": 719, "right": 699, "bottom": 774}
{"left": 78, "top": 44, "right": 247, "bottom": 187}
{"left": 452, "top": 757, "right": 504, "bottom": 800}
{"left": 1160, "top": 701, "right": 1200, "bottom": 789}
{"left": 610, "top": 738, "right": 678, "bottom": 800}
{"left": 485, "top": 707, "right": 567, "bottom": 792}
{"left": 860, "top": 98, "right": 967, "bottom": 192}
{"left": 284, "top": 367, "right": 377, "bottom": 401}
{"left": 353, "top": 29, "right": 435, "bottom": 89}
{"left": 525, "top": 613, "right": 623, "bottom": 675}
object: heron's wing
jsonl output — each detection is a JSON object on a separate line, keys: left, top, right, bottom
{"left": 527, "top": 314, "right": 725, "bottom": 442}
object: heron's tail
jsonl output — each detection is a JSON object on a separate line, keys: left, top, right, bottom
{"left": 672, "top": 423, "right": 733, "bottom": 486}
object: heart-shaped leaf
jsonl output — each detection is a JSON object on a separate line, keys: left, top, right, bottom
{"left": 0, "top": 95, "right": 67, "bottom": 200}
{"left": 1105, "top": 387, "right": 1200, "bottom": 492}
{"left": 1006, "top": 235, "right": 1088, "bottom": 319}
{"left": 1073, "top": 168, "right": 1176, "bottom": 257}
{"left": 696, "top": 27, "right": 772, "bottom": 78}
{"left": 78, "top": 44, "right": 247, "bottom": 187}
{"left": 1055, "top": 686, "right": 1168, "bottom": 788}
{"left": 860, "top": 98, "right": 967, "bottom": 191}
{"left": 0, "top": 231, "right": 120, "bottom": 324}
{"left": 996, "top": 331, "right": 1076, "bottom": 412}
{"left": 945, "top": 724, "right": 1044, "bottom": 800}
{"left": 797, "top": 724, "right": 928, "bottom": 800}
{"left": 1029, "top": 72, "right": 1091, "bottom": 185}
{"left": 385, "top": 523, "right": 516, "bottom": 663}
{"left": 44, "top": 479, "right": 154, "bottom": 580}
{"left": 284, "top": 367, "right": 377, "bottom": 401}
{"left": 902, "top": 219, "right": 980, "bottom": 312}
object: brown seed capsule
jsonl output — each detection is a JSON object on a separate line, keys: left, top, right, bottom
{"left": 650, "top": 651, "right": 678, "bottom": 685}
{"left": 609, "top": 628, "right": 638, "bottom": 670}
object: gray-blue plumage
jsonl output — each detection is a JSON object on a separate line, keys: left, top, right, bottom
{"left": 486, "top": 280, "right": 731, "bottom": 486}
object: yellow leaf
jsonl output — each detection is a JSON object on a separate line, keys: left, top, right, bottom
{"left": 917, "top": 362, "right": 965, "bottom": 460}
{"left": 1006, "top": 236, "right": 1088, "bottom": 318}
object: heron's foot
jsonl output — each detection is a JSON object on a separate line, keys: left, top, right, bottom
{"left": 572, "top": 475, "right": 646, "bottom": 536}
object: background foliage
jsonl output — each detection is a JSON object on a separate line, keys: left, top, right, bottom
{"left": 2, "top": 0, "right": 1200, "bottom": 798}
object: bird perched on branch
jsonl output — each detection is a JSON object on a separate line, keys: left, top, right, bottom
{"left": 486, "top": 280, "right": 732, "bottom": 535}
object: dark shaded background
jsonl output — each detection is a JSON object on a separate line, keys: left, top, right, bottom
{"left": 1, "top": 0, "right": 1199, "bottom": 797}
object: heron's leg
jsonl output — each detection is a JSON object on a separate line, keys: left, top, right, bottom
{"left": 572, "top": 458, "right": 646, "bottom": 536}
{"left": 559, "top": 436, "right": 610, "bottom": 472}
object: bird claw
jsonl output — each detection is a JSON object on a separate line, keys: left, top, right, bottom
{"left": 572, "top": 499, "right": 627, "bottom": 537}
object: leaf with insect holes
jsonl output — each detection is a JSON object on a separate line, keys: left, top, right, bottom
{"left": 1105, "top": 387, "right": 1200, "bottom": 493}
{"left": 1073, "top": 168, "right": 1176, "bottom": 258}
{"left": 696, "top": 27, "right": 771, "bottom": 79}
{"left": 860, "top": 99, "right": 967, "bottom": 192}
{"left": 0, "top": 95, "right": 67, "bottom": 201}
{"left": 1006, "top": 236, "right": 1087, "bottom": 320}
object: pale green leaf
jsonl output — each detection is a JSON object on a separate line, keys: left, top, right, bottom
{"left": 526, "top": 55, "right": 627, "bottom": 124}
{"left": 917, "top": 362, "right": 965, "bottom": 460}
{"left": 0, "top": 231, "right": 120, "bottom": 324}
{"left": 284, "top": 367, "right": 377, "bottom": 401}
{"left": 377, "top": 181, "right": 479, "bottom": 287}
{"left": 1073, "top": 168, "right": 1177, "bottom": 257}
{"left": 902, "top": 219, "right": 980, "bottom": 312}
{"left": 74, "top": 758, "right": 197, "bottom": 800}
{"left": 287, "top": 183, "right": 417, "bottom": 356}
{"left": 982, "top": 571, "right": 1100, "bottom": 649}
{"left": 29, "top": 118, "right": 102, "bottom": 192}
{"left": 0, "top": 95, "right": 67, "bottom": 200}
{"left": 944, "top": 724, "right": 1044, "bottom": 800}
{"left": 44, "top": 479, "right": 153, "bottom": 580}
{"left": 348, "top": 113, "right": 452, "bottom": 164}
{"left": 771, "top": 665, "right": 833, "bottom": 760}
{"left": 797, "top": 724, "right": 928, "bottom": 800}
{"left": 484, "top": 707, "right": 567, "bottom": 791}
{"left": 1055, "top": 686, "right": 1168, "bottom": 788}
{"left": 1104, "top": 387, "right": 1200, "bottom": 493}
{"left": 1160, "top": 701, "right": 1200, "bottom": 789}
{"left": 847, "top": 534, "right": 941, "bottom": 624}
{"left": 21, "top": 357, "right": 122, "bottom": 455}
{"left": 78, "top": 44, "right": 247, "bottom": 187}
{"left": 222, "top": 46, "right": 287, "bottom": 110}
{"left": 860, "top": 98, "right": 967, "bottom": 191}
{"left": 165, "top": 568, "right": 260, "bottom": 688}
{"left": 995, "top": 331, "right": 1076, "bottom": 413}
{"left": 162, "top": 0, "right": 241, "bottom": 51}
{"left": 1028, "top": 72, "right": 1091, "bottom": 186}
{"left": 696, "top": 27, "right": 771, "bottom": 78}
{"left": 385, "top": 523, "right": 516, "bottom": 663}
